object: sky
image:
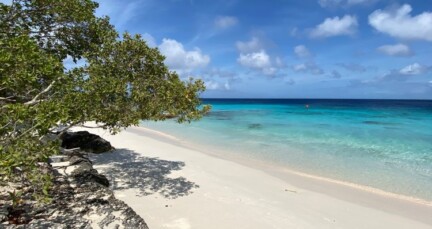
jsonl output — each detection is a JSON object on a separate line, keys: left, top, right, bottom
{"left": 2, "top": 0, "right": 432, "bottom": 99}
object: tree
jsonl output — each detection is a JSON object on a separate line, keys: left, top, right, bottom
{"left": 0, "top": 0, "right": 210, "bottom": 198}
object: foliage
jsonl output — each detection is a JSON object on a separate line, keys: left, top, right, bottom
{"left": 0, "top": 0, "right": 209, "bottom": 199}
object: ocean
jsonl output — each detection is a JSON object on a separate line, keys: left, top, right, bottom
{"left": 141, "top": 99, "right": 432, "bottom": 201}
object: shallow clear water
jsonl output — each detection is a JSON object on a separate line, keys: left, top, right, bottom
{"left": 141, "top": 99, "right": 432, "bottom": 200}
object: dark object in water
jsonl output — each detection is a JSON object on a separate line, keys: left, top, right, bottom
{"left": 207, "top": 111, "right": 233, "bottom": 120}
{"left": 363, "top": 121, "right": 381, "bottom": 125}
{"left": 248, "top": 123, "right": 263, "bottom": 129}
{"left": 362, "top": 121, "right": 398, "bottom": 126}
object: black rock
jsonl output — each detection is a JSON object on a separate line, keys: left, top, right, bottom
{"left": 69, "top": 155, "right": 92, "bottom": 166}
{"left": 73, "top": 168, "right": 110, "bottom": 187}
{"left": 61, "top": 131, "right": 113, "bottom": 154}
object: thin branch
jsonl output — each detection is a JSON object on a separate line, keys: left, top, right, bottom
{"left": 24, "top": 80, "right": 56, "bottom": 106}
{"left": 14, "top": 124, "right": 39, "bottom": 141}
{"left": 57, "top": 121, "right": 82, "bottom": 139}
{"left": 0, "top": 96, "right": 16, "bottom": 102}
{"left": 25, "top": 89, "right": 37, "bottom": 97}
{"left": 78, "top": 124, "right": 107, "bottom": 129}
{"left": 0, "top": 121, "right": 12, "bottom": 130}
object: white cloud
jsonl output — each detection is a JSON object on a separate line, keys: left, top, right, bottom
{"left": 202, "top": 68, "right": 236, "bottom": 79}
{"left": 399, "top": 63, "right": 430, "bottom": 75}
{"left": 205, "top": 81, "right": 230, "bottom": 90}
{"left": 224, "top": 82, "right": 231, "bottom": 90}
{"left": 236, "top": 37, "right": 263, "bottom": 53}
{"left": 319, "top": 0, "right": 377, "bottom": 8}
{"left": 262, "top": 67, "right": 278, "bottom": 76}
{"left": 292, "top": 45, "right": 325, "bottom": 76}
{"left": 96, "top": 0, "right": 143, "bottom": 29}
{"left": 294, "top": 45, "right": 312, "bottom": 58}
{"left": 290, "top": 27, "right": 299, "bottom": 37}
{"left": 236, "top": 37, "right": 284, "bottom": 76}
{"left": 205, "top": 81, "right": 220, "bottom": 90}
{"left": 293, "top": 64, "right": 307, "bottom": 72}
{"left": 337, "top": 63, "right": 367, "bottom": 72}
{"left": 310, "top": 15, "right": 358, "bottom": 38}
{"left": 293, "top": 62, "right": 324, "bottom": 75}
{"left": 318, "top": 0, "right": 343, "bottom": 8}
{"left": 63, "top": 55, "right": 86, "bottom": 70}
{"left": 215, "top": 16, "right": 238, "bottom": 29}
{"left": 142, "top": 33, "right": 157, "bottom": 48}
{"left": 275, "top": 57, "right": 285, "bottom": 67}
{"left": 346, "top": 0, "right": 375, "bottom": 5}
{"left": 377, "top": 43, "right": 413, "bottom": 57}
{"left": 159, "top": 38, "right": 210, "bottom": 72}
{"left": 238, "top": 50, "right": 271, "bottom": 69}
{"left": 369, "top": 4, "right": 432, "bottom": 41}
{"left": 377, "top": 64, "right": 431, "bottom": 82}
{"left": 237, "top": 50, "right": 282, "bottom": 76}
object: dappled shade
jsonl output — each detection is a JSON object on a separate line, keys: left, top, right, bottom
{"left": 90, "top": 149, "right": 198, "bottom": 199}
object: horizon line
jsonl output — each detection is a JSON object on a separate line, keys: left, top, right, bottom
{"left": 200, "top": 97, "right": 432, "bottom": 101}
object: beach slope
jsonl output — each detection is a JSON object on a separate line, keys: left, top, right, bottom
{"left": 76, "top": 126, "right": 432, "bottom": 229}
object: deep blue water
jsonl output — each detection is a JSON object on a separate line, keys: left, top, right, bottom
{"left": 142, "top": 99, "right": 432, "bottom": 200}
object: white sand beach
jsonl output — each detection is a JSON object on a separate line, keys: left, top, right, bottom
{"left": 75, "top": 126, "right": 432, "bottom": 229}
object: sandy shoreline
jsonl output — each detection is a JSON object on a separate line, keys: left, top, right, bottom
{"left": 76, "top": 125, "right": 432, "bottom": 229}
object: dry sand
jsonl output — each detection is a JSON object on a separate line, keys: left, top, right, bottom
{"left": 75, "top": 126, "right": 432, "bottom": 229}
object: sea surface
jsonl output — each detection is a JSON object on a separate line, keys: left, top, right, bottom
{"left": 141, "top": 99, "right": 432, "bottom": 201}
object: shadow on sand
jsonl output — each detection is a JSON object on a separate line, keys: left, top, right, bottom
{"left": 90, "top": 149, "right": 199, "bottom": 199}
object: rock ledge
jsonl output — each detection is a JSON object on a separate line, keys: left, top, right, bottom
{"left": 0, "top": 133, "right": 149, "bottom": 229}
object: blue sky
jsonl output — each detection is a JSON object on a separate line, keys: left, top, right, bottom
{"left": 3, "top": 0, "right": 432, "bottom": 99}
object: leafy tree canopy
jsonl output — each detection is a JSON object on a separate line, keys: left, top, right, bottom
{"left": 0, "top": 0, "right": 209, "bottom": 197}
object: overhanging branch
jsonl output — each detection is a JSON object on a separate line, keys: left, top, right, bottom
{"left": 24, "top": 80, "right": 56, "bottom": 106}
{"left": 0, "top": 96, "right": 16, "bottom": 102}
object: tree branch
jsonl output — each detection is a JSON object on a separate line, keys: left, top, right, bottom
{"left": 0, "top": 121, "right": 12, "bottom": 131}
{"left": 78, "top": 124, "right": 107, "bottom": 129}
{"left": 56, "top": 121, "right": 82, "bottom": 139}
{"left": 24, "top": 80, "right": 56, "bottom": 106}
{"left": 14, "top": 124, "right": 39, "bottom": 141}
{"left": 0, "top": 96, "right": 16, "bottom": 102}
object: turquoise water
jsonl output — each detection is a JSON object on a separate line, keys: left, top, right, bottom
{"left": 142, "top": 99, "right": 432, "bottom": 201}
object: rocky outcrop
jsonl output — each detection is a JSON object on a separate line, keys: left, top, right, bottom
{"left": 1, "top": 134, "right": 149, "bottom": 229}
{"left": 61, "top": 131, "right": 114, "bottom": 154}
